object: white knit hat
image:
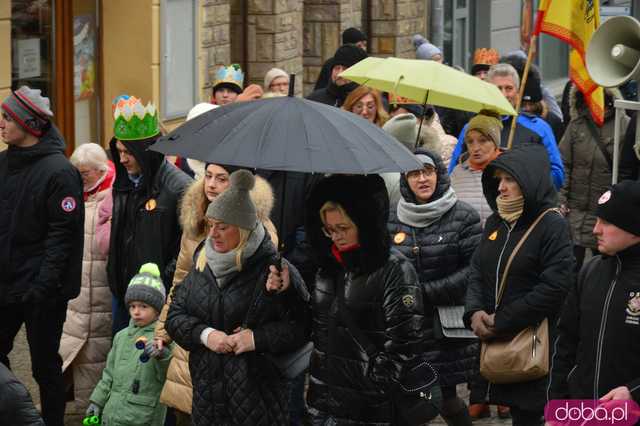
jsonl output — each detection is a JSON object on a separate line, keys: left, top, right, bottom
{"left": 263, "top": 68, "right": 289, "bottom": 91}
{"left": 383, "top": 113, "right": 418, "bottom": 151}
{"left": 186, "top": 102, "right": 218, "bottom": 121}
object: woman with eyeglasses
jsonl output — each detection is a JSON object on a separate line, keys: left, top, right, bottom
{"left": 387, "top": 148, "right": 482, "bottom": 426}
{"left": 342, "top": 85, "right": 389, "bottom": 127}
{"left": 303, "top": 174, "right": 426, "bottom": 425}
{"left": 153, "top": 163, "right": 278, "bottom": 425}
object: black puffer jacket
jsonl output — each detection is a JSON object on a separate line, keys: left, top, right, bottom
{"left": 0, "top": 125, "right": 84, "bottom": 304}
{"left": 107, "top": 137, "right": 191, "bottom": 299}
{"left": 388, "top": 149, "right": 481, "bottom": 387}
{"left": 305, "top": 175, "right": 425, "bottom": 424}
{"left": 463, "top": 144, "right": 574, "bottom": 411}
{"left": 0, "top": 363, "right": 44, "bottom": 425}
{"left": 166, "top": 233, "right": 310, "bottom": 426}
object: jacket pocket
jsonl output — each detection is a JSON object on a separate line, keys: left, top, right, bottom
{"left": 122, "top": 393, "right": 158, "bottom": 425}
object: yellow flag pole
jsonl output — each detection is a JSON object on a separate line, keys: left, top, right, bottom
{"left": 507, "top": 35, "right": 537, "bottom": 150}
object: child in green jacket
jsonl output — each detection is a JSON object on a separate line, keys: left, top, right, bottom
{"left": 86, "top": 263, "right": 174, "bottom": 426}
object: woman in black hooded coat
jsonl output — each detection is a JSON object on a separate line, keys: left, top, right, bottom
{"left": 388, "top": 148, "right": 481, "bottom": 426}
{"left": 464, "top": 144, "right": 574, "bottom": 426}
{"left": 305, "top": 174, "right": 427, "bottom": 425}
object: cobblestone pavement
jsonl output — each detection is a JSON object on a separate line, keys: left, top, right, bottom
{"left": 11, "top": 328, "right": 512, "bottom": 426}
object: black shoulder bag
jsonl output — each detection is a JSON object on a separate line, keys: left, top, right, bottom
{"left": 242, "top": 260, "right": 313, "bottom": 380}
{"left": 336, "top": 278, "right": 442, "bottom": 426}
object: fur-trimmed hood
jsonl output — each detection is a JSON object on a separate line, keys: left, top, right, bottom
{"left": 180, "top": 174, "right": 275, "bottom": 241}
{"left": 305, "top": 174, "right": 390, "bottom": 275}
{"left": 569, "top": 85, "right": 620, "bottom": 122}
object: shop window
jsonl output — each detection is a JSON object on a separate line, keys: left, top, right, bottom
{"left": 161, "top": 0, "right": 197, "bottom": 120}
{"left": 11, "top": 0, "right": 54, "bottom": 107}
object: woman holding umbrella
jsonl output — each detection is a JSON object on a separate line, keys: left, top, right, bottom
{"left": 166, "top": 170, "right": 310, "bottom": 426}
{"left": 388, "top": 148, "right": 482, "bottom": 426}
{"left": 464, "top": 144, "right": 574, "bottom": 426}
{"left": 303, "top": 174, "right": 426, "bottom": 425}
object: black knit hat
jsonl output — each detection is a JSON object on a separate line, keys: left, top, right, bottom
{"left": 522, "top": 72, "right": 543, "bottom": 103}
{"left": 342, "top": 27, "right": 367, "bottom": 44}
{"left": 596, "top": 180, "right": 640, "bottom": 236}
{"left": 333, "top": 45, "right": 368, "bottom": 68}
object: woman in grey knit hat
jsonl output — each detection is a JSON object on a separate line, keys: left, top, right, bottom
{"left": 165, "top": 170, "right": 310, "bottom": 426}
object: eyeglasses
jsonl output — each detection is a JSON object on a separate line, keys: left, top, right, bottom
{"left": 352, "top": 102, "right": 376, "bottom": 114}
{"left": 407, "top": 168, "right": 436, "bottom": 180}
{"left": 321, "top": 224, "right": 352, "bottom": 238}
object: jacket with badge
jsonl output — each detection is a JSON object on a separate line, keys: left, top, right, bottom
{"left": 107, "top": 136, "right": 192, "bottom": 300}
{"left": 0, "top": 124, "right": 84, "bottom": 304}
{"left": 387, "top": 148, "right": 481, "bottom": 387}
{"left": 305, "top": 174, "right": 426, "bottom": 424}
{"left": 559, "top": 87, "right": 629, "bottom": 249}
{"left": 90, "top": 319, "right": 174, "bottom": 426}
{"left": 165, "top": 232, "right": 310, "bottom": 426}
{"left": 463, "top": 143, "right": 574, "bottom": 411}
{"left": 549, "top": 243, "right": 640, "bottom": 402}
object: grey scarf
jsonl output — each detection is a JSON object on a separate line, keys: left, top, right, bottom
{"left": 205, "top": 223, "right": 266, "bottom": 287}
{"left": 397, "top": 187, "right": 458, "bottom": 228}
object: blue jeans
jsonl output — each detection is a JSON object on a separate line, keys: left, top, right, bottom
{"left": 111, "top": 295, "right": 130, "bottom": 337}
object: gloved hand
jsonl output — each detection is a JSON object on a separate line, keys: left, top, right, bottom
{"left": 144, "top": 340, "right": 170, "bottom": 359}
{"left": 85, "top": 402, "right": 102, "bottom": 418}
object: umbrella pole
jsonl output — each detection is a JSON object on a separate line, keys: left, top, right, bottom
{"left": 288, "top": 74, "right": 295, "bottom": 97}
{"left": 414, "top": 95, "right": 429, "bottom": 150}
{"left": 506, "top": 34, "right": 536, "bottom": 150}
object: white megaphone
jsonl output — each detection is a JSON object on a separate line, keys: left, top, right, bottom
{"left": 586, "top": 15, "right": 640, "bottom": 88}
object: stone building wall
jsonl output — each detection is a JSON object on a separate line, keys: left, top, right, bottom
{"left": 201, "top": 0, "right": 232, "bottom": 100}
{"left": 199, "top": 0, "right": 428, "bottom": 98}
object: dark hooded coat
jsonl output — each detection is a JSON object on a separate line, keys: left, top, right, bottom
{"left": 107, "top": 137, "right": 191, "bottom": 300}
{"left": 387, "top": 149, "right": 481, "bottom": 387}
{"left": 559, "top": 88, "right": 628, "bottom": 249}
{"left": 463, "top": 143, "right": 574, "bottom": 411}
{"left": 0, "top": 124, "right": 84, "bottom": 304}
{"left": 305, "top": 174, "right": 425, "bottom": 425}
{"left": 306, "top": 81, "right": 359, "bottom": 108}
{"left": 165, "top": 234, "right": 310, "bottom": 426}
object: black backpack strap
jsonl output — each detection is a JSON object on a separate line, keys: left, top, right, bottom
{"left": 336, "top": 275, "right": 378, "bottom": 359}
{"left": 585, "top": 119, "right": 613, "bottom": 171}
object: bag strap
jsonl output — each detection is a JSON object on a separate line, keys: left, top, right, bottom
{"left": 495, "top": 208, "right": 560, "bottom": 307}
{"left": 336, "top": 275, "right": 378, "bottom": 358}
{"left": 585, "top": 119, "right": 613, "bottom": 171}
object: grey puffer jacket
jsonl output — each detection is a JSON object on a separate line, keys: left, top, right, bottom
{"left": 559, "top": 87, "right": 629, "bottom": 249}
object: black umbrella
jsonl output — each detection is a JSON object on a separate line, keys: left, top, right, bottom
{"left": 151, "top": 78, "right": 422, "bottom": 253}
{"left": 150, "top": 94, "right": 422, "bottom": 175}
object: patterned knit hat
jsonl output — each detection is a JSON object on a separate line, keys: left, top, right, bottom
{"left": 471, "top": 48, "right": 500, "bottom": 76}
{"left": 124, "top": 263, "right": 166, "bottom": 313}
{"left": 1, "top": 86, "right": 53, "bottom": 136}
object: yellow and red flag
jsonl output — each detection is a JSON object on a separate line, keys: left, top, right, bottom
{"left": 534, "top": 0, "right": 604, "bottom": 126}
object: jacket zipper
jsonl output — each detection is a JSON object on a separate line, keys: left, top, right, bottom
{"left": 593, "top": 256, "right": 621, "bottom": 399}
{"left": 488, "top": 221, "right": 513, "bottom": 400}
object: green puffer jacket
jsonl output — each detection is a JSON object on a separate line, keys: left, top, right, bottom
{"left": 90, "top": 320, "right": 173, "bottom": 426}
{"left": 559, "top": 87, "right": 628, "bottom": 249}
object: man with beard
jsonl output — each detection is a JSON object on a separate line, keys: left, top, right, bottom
{"left": 306, "top": 45, "right": 367, "bottom": 108}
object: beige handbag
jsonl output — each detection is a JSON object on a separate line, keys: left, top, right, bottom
{"left": 479, "top": 208, "right": 558, "bottom": 384}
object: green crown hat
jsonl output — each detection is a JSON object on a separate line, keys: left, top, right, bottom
{"left": 112, "top": 95, "right": 160, "bottom": 141}
{"left": 212, "top": 64, "right": 244, "bottom": 92}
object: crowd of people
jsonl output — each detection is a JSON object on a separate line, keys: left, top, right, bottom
{"left": 1, "top": 26, "right": 640, "bottom": 426}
